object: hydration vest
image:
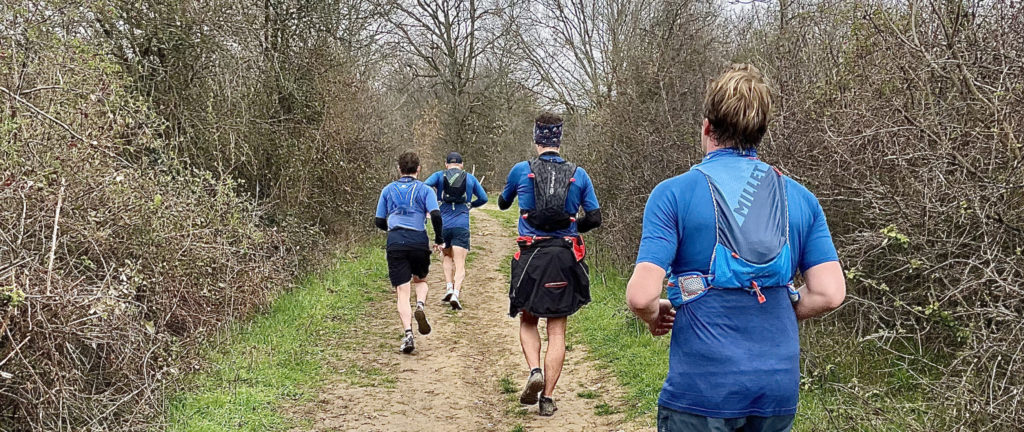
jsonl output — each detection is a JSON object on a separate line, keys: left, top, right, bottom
{"left": 524, "top": 158, "right": 578, "bottom": 232}
{"left": 385, "top": 178, "right": 423, "bottom": 230}
{"left": 667, "top": 154, "right": 801, "bottom": 306}
{"left": 441, "top": 168, "right": 468, "bottom": 204}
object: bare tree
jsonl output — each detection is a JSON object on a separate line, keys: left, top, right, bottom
{"left": 505, "top": 0, "right": 661, "bottom": 111}
{"left": 379, "top": 0, "right": 511, "bottom": 148}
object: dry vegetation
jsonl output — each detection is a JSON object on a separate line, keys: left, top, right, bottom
{"left": 564, "top": 1, "right": 1024, "bottom": 429}
{"left": 0, "top": 1, "right": 388, "bottom": 429}
{"left": 1, "top": 0, "right": 1022, "bottom": 430}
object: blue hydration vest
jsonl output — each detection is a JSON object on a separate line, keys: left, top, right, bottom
{"left": 383, "top": 178, "right": 428, "bottom": 231}
{"left": 667, "top": 152, "right": 800, "bottom": 306}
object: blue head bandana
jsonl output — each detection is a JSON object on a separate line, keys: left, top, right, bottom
{"left": 534, "top": 122, "right": 563, "bottom": 147}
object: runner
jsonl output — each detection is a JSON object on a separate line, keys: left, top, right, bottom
{"left": 424, "top": 152, "right": 488, "bottom": 310}
{"left": 625, "top": 64, "right": 846, "bottom": 431}
{"left": 498, "top": 112, "right": 602, "bottom": 417}
{"left": 374, "top": 151, "right": 445, "bottom": 354}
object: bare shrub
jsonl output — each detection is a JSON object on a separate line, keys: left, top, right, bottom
{"left": 724, "top": 1, "right": 1024, "bottom": 429}
{"left": 0, "top": 3, "right": 366, "bottom": 430}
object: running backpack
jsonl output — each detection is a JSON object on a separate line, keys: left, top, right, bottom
{"left": 524, "top": 158, "right": 578, "bottom": 232}
{"left": 667, "top": 156, "right": 800, "bottom": 307}
{"left": 441, "top": 168, "right": 468, "bottom": 204}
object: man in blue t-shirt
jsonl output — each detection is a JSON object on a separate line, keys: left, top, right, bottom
{"left": 375, "top": 151, "right": 444, "bottom": 354}
{"left": 626, "top": 65, "right": 847, "bottom": 431}
{"left": 498, "top": 112, "right": 602, "bottom": 417}
{"left": 424, "top": 152, "right": 488, "bottom": 310}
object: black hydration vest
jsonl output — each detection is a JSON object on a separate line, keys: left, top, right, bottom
{"left": 524, "top": 158, "right": 578, "bottom": 232}
{"left": 441, "top": 168, "right": 468, "bottom": 204}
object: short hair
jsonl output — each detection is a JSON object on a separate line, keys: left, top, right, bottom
{"left": 703, "top": 64, "right": 773, "bottom": 150}
{"left": 535, "top": 111, "right": 562, "bottom": 126}
{"left": 398, "top": 151, "right": 420, "bottom": 175}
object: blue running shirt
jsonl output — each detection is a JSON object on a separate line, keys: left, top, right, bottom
{"left": 500, "top": 153, "right": 600, "bottom": 237}
{"left": 375, "top": 176, "right": 440, "bottom": 250}
{"left": 635, "top": 149, "right": 839, "bottom": 417}
{"left": 423, "top": 170, "right": 488, "bottom": 230}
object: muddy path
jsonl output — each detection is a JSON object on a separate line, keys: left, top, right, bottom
{"left": 293, "top": 205, "right": 644, "bottom": 432}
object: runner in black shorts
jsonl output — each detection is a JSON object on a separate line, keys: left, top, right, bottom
{"left": 424, "top": 152, "right": 488, "bottom": 310}
{"left": 385, "top": 247, "right": 432, "bottom": 288}
{"left": 375, "top": 152, "right": 444, "bottom": 354}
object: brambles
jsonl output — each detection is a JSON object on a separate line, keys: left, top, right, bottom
{"left": 529, "top": 1, "right": 1023, "bottom": 429}
{"left": 0, "top": 2, "right": 382, "bottom": 430}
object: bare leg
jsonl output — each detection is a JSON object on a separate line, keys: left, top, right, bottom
{"left": 442, "top": 250, "right": 455, "bottom": 285}
{"left": 543, "top": 317, "right": 567, "bottom": 397}
{"left": 395, "top": 282, "right": 412, "bottom": 330}
{"left": 412, "top": 276, "right": 429, "bottom": 304}
{"left": 519, "top": 311, "right": 542, "bottom": 370}
{"left": 452, "top": 246, "right": 469, "bottom": 293}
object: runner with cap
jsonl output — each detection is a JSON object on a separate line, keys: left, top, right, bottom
{"left": 424, "top": 152, "right": 488, "bottom": 310}
{"left": 498, "top": 112, "right": 602, "bottom": 417}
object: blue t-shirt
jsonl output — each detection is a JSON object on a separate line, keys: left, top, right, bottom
{"left": 635, "top": 150, "right": 839, "bottom": 418}
{"left": 500, "top": 153, "right": 600, "bottom": 237}
{"left": 375, "top": 176, "right": 440, "bottom": 250}
{"left": 423, "top": 170, "right": 488, "bottom": 230}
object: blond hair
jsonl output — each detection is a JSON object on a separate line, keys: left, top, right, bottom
{"left": 703, "top": 64, "right": 773, "bottom": 150}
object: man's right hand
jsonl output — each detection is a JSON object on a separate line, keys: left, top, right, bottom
{"left": 647, "top": 299, "right": 676, "bottom": 336}
{"left": 627, "top": 262, "right": 673, "bottom": 336}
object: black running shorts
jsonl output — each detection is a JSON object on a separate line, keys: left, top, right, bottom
{"left": 386, "top": 248, "right": 431, "bottom": 287}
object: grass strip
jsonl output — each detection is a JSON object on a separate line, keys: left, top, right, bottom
{"left": 165, "top": 246, "right": 388, "bottom": 431}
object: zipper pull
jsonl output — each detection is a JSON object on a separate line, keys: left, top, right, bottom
{"left": 752, "top": 281, "right": 766, "bottom": 304}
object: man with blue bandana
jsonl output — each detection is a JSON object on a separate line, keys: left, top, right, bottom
{"left": 626, "top": 65, "right": 847, "bottom": 431}
{"left": 375, "top": 151, "right": 444, "bottom": 354}
{"left": 498, "top": 112, "right": 602, "bottom": 417}
{"left": 424, "top": 152, "right": 488, "bottom": 310}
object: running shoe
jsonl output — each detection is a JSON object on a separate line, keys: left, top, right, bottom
{"left": 414, "top": 305, "right": 432, "bottom": 335}
{"left": 519, "top": 368, "right": 544, "bottom": 405}
{"left": 441, "top": 288, "right": 455, "bottom": 303}
{"left": 538, "top": 396, "right": 558, "bottom": 416}
{"left": 400, "top": 334, "right": 415, "bottom": 354}
{"left": 450, "top": 292, "right": 463, "bottom": 310}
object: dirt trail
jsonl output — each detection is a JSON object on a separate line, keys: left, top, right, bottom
{"left": 296, "top": 205, "right": 643, "bottom": 432}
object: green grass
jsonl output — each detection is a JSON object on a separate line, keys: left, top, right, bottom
{"left": 499, "top": 375, "right": 518, "bottom": 395}
{"left": 576, "top": 389, "right": 599, "bottom": 400}
{"left": 165, "top": 246, "right": 390, "bottom": 431}
{"left": 509, "top": 424, "right": 526, "bottom": 432}
{"left": 568, "top": 265, "right": 669, "bottom": 420}
{"left": 479, "top": 201, "right": 519, "bottom": 230}
{"left": 789, "top": 325, "right": 940, "bottom": 431}
{"left": 570, "top": 260, "right": 937, "bottom": 430}
{"left": 594, "top": 402, "right": 621, "bottom": 416}
{"left": 499, "top": 372, "right": 529, "bottom": 419}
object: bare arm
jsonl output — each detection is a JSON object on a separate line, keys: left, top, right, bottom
{"left": 626, "top": 262, "right": 675, "bottom": 336}
{"left": 794, "top": 261, "right": 846, "bottom": 320}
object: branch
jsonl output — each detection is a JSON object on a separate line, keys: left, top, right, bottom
{"left": 46, "top": 180, "right": 66, "bottom": 295}
{"left": 0, "top": 87, "right": 86, "bottom": 142}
